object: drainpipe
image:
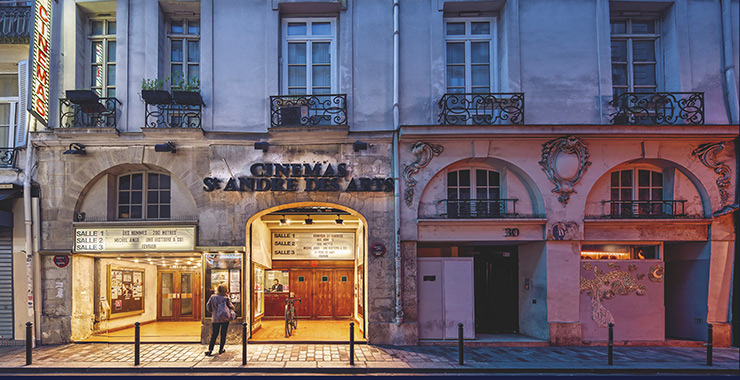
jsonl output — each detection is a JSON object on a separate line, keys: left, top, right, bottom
{"left": 392, "top": 0, "right": 403, "bottom": 327}
{"left": 720, "top": 0, "right": 739, "bottom": 124}
{"left": 22, "top": 129, "right": 37, "bottom": 345}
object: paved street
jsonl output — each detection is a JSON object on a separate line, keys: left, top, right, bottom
{"left": 0, "top": 343, "right": 737, "bottom": 374}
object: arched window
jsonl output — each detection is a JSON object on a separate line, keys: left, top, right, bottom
{"left": 447, "top": 169, "right": 502, "bottom": 218}
{"left": 117, "top": 172, "right": 171, "bottom": 219}
{"left": 610, "top": 168, "right": 663, "bottom": 216}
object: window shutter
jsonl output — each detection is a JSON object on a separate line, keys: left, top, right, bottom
{"left": 16, "top": 60, "right": 28, "bottom": 147}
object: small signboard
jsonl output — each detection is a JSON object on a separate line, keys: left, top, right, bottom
{"left": 53, "top": 255, "right": 70, "bottom": 268}
{"left": 272, "top": 231, "right": 354, "bottom": 260}
{"left": 73, "top": 226, "right": 196, "bottom": 253}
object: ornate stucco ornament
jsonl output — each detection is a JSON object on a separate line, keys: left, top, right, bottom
{"left": 539, "top": 136, "right": 591, "bottom": 207}
{"left": 692, "top": 142, "right": 734, "bottom": 216}
{"left": 402, "top": 142, "right": 443, "bottom": 207}
{"left": 580, "top": 265, "right": 647, "bottom": 327}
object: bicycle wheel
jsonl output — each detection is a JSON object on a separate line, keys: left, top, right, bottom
{"left": 285, "top": 306, "right": 292, "bottom": 337}
{"left": 291, "top": 307, "right": 298, "bottom": 330}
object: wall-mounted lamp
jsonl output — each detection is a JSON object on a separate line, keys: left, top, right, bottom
{"left": 254, "top": 141, "right": 269, "bottom": 153}
{"left": 304, "top": 215, "right": 313, "bottom": 225}
{"left": 353, "top": 140, "right": 368, "bottom": 152}
{"left": 154, "top": 141, "right": 176, "bottom": 153}
{"left": 279, "top": 215, "right": 288, "bottom": 226}
{"left": 63, "top": 143, "right": 87, "bottom": 155}
{"left": 335, "top": 214, "right": 344, "bottom": 225}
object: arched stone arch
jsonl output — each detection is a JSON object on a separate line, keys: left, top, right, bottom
{"left": 584, "top": 158, "right": 712, "bottom": 218}
{"left": 416, "top": 157, "right": 546, "bottom": 219}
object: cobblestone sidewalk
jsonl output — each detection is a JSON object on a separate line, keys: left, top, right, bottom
{"left": 0, "top": 343, "right": 737, "bottom": 373}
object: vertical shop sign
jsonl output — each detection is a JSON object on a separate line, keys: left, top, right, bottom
{"left": 29, "top": 0, "right": 53, "bottom": 126}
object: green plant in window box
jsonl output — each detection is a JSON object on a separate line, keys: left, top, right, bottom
{"left": 141, "top": 77, "right": 172, "bottom": 105}
{"left": 172, "top": 75, "right": 203, "bottom": 106}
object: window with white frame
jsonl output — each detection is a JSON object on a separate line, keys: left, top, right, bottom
{"left": 0, "top": 74, "right": 18, "bottom": 151}
{"left": 281, "top": 18, "right": 336, "bottom": 95}
{"left": 168, "top": 18, "right": 200, "bottom": 86}
{"left": 610, "top": 17, "right": 659, "bottom": 97}
{"left": 117, "top": 172, "right": 171, "bottom": 220}
{"left": 610, "top": 168, "right": 664, "bottom": 216}
{"left": 446, "top": 168, "right": 503, "bottom": 217}
{"left": 89, "top": 18, "right": 116, "bottom": 98}
{"left": 444, "top": 18, "right": 495, "bottom": 94}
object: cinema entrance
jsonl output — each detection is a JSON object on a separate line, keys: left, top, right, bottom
{"left": 247, "top": 205, "right": 366, "bottom": 342}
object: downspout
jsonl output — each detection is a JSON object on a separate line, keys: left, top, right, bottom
{"left": 720, "top": 0, "right": 739, "bottom": 123}
{"left": 23, "top": 128, "right": 37, "bottom": 346}
{"left": 392, "top": 0, "right": 403, "bottom": 326}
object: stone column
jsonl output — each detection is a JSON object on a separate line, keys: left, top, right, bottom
{"left": 707, "top": 240, "right": 734, "bottom": 347}
{"left": 546, "top": 241, "right": 582, "bottom": 346}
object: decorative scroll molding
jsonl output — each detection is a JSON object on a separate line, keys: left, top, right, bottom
{"left": 539, "top": 136, "right": 591, "bottom": 207}
{"left": 692, "top": 142, "right": 732, "bottom": 211}
{"left": 402, "top": 142, "right": 443, "bottom": 207}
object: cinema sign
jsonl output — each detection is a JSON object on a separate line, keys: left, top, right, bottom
{"left": 29, "top": 0, "right": 53, "bottom": 126}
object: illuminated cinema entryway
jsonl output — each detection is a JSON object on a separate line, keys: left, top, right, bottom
{"left": 246, "top": 203, "right": 368, "bottom": 342}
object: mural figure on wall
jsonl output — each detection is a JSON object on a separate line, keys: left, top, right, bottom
{"left": 550, "top": 221, "right": 580, "bottom": 240}
{"left": 539, "top": 136, "right": 591, "bottom": 207}
{"left": 691, "top": 141, "right": 736, "bottom": 216}
{"left": 580, "top": 265, "right": 648, "bottom": 327}
{"left": 402, "top": 141, "right": 443, "bottom": 207}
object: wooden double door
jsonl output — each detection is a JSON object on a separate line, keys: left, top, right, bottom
{"left": 157, "top": 270, "right": 201, "bottom": 321}
{"left": 273, "top": 262, "right": 353, "bottom": 319}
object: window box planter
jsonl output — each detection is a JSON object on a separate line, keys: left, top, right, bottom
{"left": 172, "top": 91, "right": 202, "bottom": 106}
{"left": 141, "top": 90, "right": 172, "bottom": 105}
{"left": 65, "top": 90, "right": 99, "bottom": 105}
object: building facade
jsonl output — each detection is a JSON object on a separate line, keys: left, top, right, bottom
{"left": 17, "top": 0, "right": 739, "bottom": 347}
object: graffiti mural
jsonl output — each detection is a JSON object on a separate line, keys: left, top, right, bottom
{"left": 580, "top": 265, "right": 649, "bottom": 327}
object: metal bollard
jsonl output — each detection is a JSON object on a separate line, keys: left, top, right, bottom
{"left": 707, "top": 323, "right": 713, "bottom": 366}
{"left": 25, "top": 322, "right": 32, "bottom": 365}
{"left": 458, "top": 323, "right": 464, "bottom": 366}
{"left": 134, "top": 322, "right": 140, "bottom": 366}
{"left": 242, "top": 322, "right": 248, "bottom": 366}
{"left": 607, "top": 323, "right": 614, "bottom": 365}
{"left": 349, "top": 322, "right": 355, "bottom": 366}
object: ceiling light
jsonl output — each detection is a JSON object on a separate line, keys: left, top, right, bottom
{"left": 279, "top": 215, "right": 289, "bottom": 225}
{"left": 304, "top": 215, "right": 313, "bottom": 225}
{"left": 335, "top": 214, "right": 343, "bottom": 225}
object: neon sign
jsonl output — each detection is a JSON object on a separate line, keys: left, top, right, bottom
{"left": 29, "top": 0, "right": 52, "bottom": 126}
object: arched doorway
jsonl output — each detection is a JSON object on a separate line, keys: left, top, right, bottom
{"left": 245, "top": 203, "right": 367, "bottom": 342}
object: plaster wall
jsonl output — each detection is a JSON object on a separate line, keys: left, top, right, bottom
{"left": 518, "top": 242, "right": 548, "bottom": 340}
{"left": 546, "top": 241, "right": 580, "bottom": 323}
{"left": 40, "top": 255, "right": 72, "bottom": 344}
{"left": 70, "top": 255, "right": 94, "bottom": 341}
{"left": 250, "top": 218, "right": 271, "bottom": 269}
{"left": 664, "top": 242, "right": 709, "bottom": 341}
{"left": 11, "top": 200, "right": 29, "bottom": 341}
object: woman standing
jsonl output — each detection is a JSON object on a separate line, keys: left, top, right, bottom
{"left": 205, "top": 284, "right": 235, "bottom": 356}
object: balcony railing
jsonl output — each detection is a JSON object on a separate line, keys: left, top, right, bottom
{"left": 0, "top": 148, "right": 16, "bottom": 167}
{"left": 144, "top": 103, "right": 202, "bottom": 129}
{"left": 609, "top": 92, "right": 704, "bottom": 125}
{"left": 0, "top": 6, "right": 32, "bottom": 44}
{"left": 438, "top": 93, "right": 524, "bottom": 125}
{"left": 438, "top": 198, "right": 522, "bottom": 219}
{"left": 598, "top": 200, "right": 688, "bottom": 218}
{"left": 270, "top": 94, "right": 347, "bottom": 128}
{"left": 59, "top": 97, "right": 122, "bottom": 129}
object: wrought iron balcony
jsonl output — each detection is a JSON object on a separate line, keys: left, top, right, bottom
{"left": 438, "top": 93, "right": 524, "bottom": 125}
{"left": 144, "top": 103, "right": 202, "bottom": 129}
{"left": 598, "top": 200, "right": 688, "bottom": 218}
{"left": 609, "top": 92, "right": 704, "bottom": 125}
{"left": 59, "top": 97, "right": 121, "bottom": 129}
{"left": 0, "top": 148, "right": 16, "bottom": 167}
{"left": 438, "top": 198, "right": 521, "bottom": 219}
{"left": 270, "top": 94, "right": 347, "bottom": 127}
{"left": 0, "top": 6, "right": 32, "bottom": 44}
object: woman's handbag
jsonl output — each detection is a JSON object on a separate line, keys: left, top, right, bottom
{"left": 215, "top": 298, "right": 236, "bottom": 321}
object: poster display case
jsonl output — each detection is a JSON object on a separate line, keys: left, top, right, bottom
{"left": 265, "top": 270, "right": 290, "bottom": 293}
{"left": 253, "top": 266, "right": 265, "bottom": 318}
{"left": 108, "top": 266, "right": 145, "bottom": 319}
{"left": 204, "top": 252, "right": 242, "bottom": 318}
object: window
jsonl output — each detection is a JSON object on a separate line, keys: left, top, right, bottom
{"left": 444, "top": 18, "right": 495, "bottom": 94}
{"left": 610, "top": 169, "right": 663, "bottom": 216}
{"left": 168, "top": 18, "right": 200, "bottom": 85}
{"left": 89, "top": 19, "right": 116, "bottom": 98}
{"left": 281, "top": 18, "right": 336, "bottom": 95}
{"left": 581, "top": 244, "right": 660, "bottom": 260}
{"left": 610, "top": 17, "right": 659, "bottom": 97}
{"left": 117, "top": 173, "right": 171, "bottom": 219}
{"left": 0, "top": 74, "right": 18, "bottom": 149}
{"left": 446, "top": 169, "right": 503, "bottom": 217}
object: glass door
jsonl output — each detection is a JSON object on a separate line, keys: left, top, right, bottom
{"left": 158, "top": 270, "right": 201, "bottom": 321}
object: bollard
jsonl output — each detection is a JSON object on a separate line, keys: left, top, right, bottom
{"left": 25, "top": 322, "right": 32, "bottom": 365}
{"left": 707, "top": 323, "right": 713, "bottom": 366}
{"left": 242, "top": 322, "right": 248, "bottom": 366}
{"left": 134, "top": 322, "right": 140, "bottom": 366}
{"left": 458, "top": 323, "right": 464, "bottom": 366}
{"left": 607, "top": 323, "right": 614, "bottom": 365}
{"left": 349, "top": 322, "right": 355, "bottom": 366}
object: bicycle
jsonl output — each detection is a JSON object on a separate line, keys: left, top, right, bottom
{"left": 284, "top": 296, "right": 301, "bottom": 337}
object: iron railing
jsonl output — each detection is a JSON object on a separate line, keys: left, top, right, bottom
{"left": 59, "top": 97, "right": 121, "bottom": 128}
{"left": 0, "top": 6, "right": 32, "bottom": 44}
{"left": 0, "top": 148, "right": 16, "bottom": 167}
{"left": 438, "top": 93, "right": 524, "bottom": 125}
{"left": 144, "top": 103, "right": 202, "bottom": 129}
{"left": 609, "top": 92, "right": 704, "bottom": 125}
{"left": 270, "top": 94, "right": 347, "bottom": 127}
{"left": 599, "top": 200, "right": 688, "bottom": 218}
{"left": 438, "top": 198, "right": 520, "bottom": 218}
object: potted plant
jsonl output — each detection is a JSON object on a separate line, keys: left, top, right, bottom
{"left": 141, "top": 78, "right": 172, "bottom": 105}
{"left": 66, "top": 89, "right": 100, "bottom": 104}
{"left": 171, "top": 75, "right": 202, "bottom": 106}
